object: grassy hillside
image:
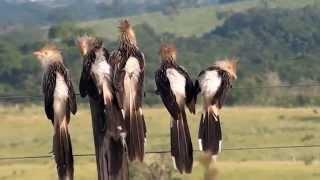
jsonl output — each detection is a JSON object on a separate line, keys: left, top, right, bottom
{"left": 0, "top": 106, "right": 320, "bottom": 179}
{"left": 78, "top": 0, "right": 316, "bottom": 40}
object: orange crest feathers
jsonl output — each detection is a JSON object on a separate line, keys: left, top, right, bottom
{"left": 214, "top": 57, "right": 239, "bottom": 79}
{"left": 118, "top": 19, "right": 137, "bottom": 45}
{"left": 76, "top": 35, "right": 99, "bottom": 56}
{"left": 118, "top": 19, "right": 132, "bottom": 33}
{"left": 41, "top": 43, "right": 60, "bottom": 53}
{"left": 159, "top": 43, "right": 177, "bottom": 61}
{"left": 33, "top": 43, "right": 63, "bottom": 63}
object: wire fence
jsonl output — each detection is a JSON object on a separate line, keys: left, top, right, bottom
{"left": 0, "top": 83, "right": 320, "bottom": 101}
{"left": 0, "top": 83, "right": 320, "bottom": 162}
{"left": 1, "top": 144, "right": 320, "bottom": 161}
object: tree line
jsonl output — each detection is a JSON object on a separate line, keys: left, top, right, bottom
{"left": 1, "top": 5, "right": 320, "bottom": 106}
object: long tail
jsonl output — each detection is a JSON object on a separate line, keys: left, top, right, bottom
{"left": 198, "top": 111, "right": 222, "bottom": 156}
{"left": 124, "top": 107, "right": 145, "bottom": 162}
{"left": 98, "top": 99, "right": 128, "bottom": 180}
{"left": 171, "top": 109, "right": 193, "bottom": 174}
{"left": 53, "top": 119, "right": 74, "bottom": 180}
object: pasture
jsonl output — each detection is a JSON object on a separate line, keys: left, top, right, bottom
{"left": 78, "top": 0, "right": 316, "bottom": 40}
{"left": 0, "top": 105, "right": 320, "bottom": 179}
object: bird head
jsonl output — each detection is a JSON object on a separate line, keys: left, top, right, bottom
{"left": 118, "top": 19, "right": 137, "bottom": 47}
{"left": 76, "top": 35, "right": 99, "bottom": 56}
{"left": 33, "top": 44, "right": 62, "bottom": 68}
{"left": 159, "top": 43, "right": 177, "bottom": 62}
{"left": 214, "top": 58, "right": 238, "bottom": 80}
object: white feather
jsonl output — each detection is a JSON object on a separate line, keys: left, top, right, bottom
{"left": 53, "top": 73, "right": 68, "bottom": 122}
{"left": 218, "top": 140, "right": 223, "bottom": 153}
{"left": 91, "top": 52, "right": 112, "bottom": 89}
{"left": 166, "top": 68, "right": 186, "bottom": 105}
{"left": 54, "top": 73, "right": 68, "bottom": 100}
{"left": 199, "top": 70, "right": 222, "bottom": 98}
{"left": 123, "top": 56, "right": 141, "bottom": 113}
{"left": 198, "top": 139, "right": 203, "bottom": 151}
{"left": 124, "top": 56, "right": 141, "bottom": 78}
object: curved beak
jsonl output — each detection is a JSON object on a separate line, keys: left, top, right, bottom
{"left": 232, "top": 73, "right": 237, "bottom": 80}
{"left": 33, "top": 51, "right": 41, "bottom": 57}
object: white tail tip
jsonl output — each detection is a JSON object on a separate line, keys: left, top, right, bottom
{"left": 218, "top": 140, "right": 223, "bottom": 153}
{"left": 212, "top": 155, "right": 218, "bottom": 162}
{"left": 121, "top": 109, "right": 125, "bottom": 118}
{"left": 198, "top": 139, "right": 203, "bottom": 151}
{"left": 171, "top": 156, "right": 177, "bottom": 170}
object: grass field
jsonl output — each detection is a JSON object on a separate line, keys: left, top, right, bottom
{"left": 78, "top": 0, "right": 316, "bottom": 40}
{"left": 0, "top": 105, "right": 320, "bottom": 179}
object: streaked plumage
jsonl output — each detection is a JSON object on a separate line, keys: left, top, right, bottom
{"left": 33, "top": 44, "right": 77, "bottom": 180}
{"left": 194, "top": 58, "right": 238, "bottom": 158}
{"left": 155, "top": 44, "right": 194, "bottom": 174}
{"left": 111, "top": 19, "right": 146, "bottom": 162}
{"left": 76, "top": 36, "right": 127, "bottom": 180}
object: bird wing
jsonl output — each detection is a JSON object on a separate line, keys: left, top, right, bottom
{"left": 197, "top": 66, "right": 232, "bottom": 109}
{"left": 134, "top": 50, "right": 145, "bottom": 107}
{"left": 176, "top": 65, "right": 195, "bottom": 114}
{"left": 79, "top": 53, "right": 95, "bottom": 98}
{"left": 155, "top": 67, "right": 180, "bottom": 120}
{"left": 42, "top": 66, "right": 56, "bottom": 121}
{"left": 65, "top": 70, "right": 77, "bottom": 115}
{"left": 58, "top": 63, "right": 77, "bottom": 115}
{"left": 193, "top": 69, "right": 206, "bottom": 104}
{"left": 111, "top": 50, "right": 126, "bottom": 109}
{"left": 213, "top": 70, "right": 232, "bottom": 108}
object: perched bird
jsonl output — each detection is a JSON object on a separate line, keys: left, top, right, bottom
{"left": 111, "top": 19, "right": 146, "bottom": 162}
{"left": 194, "top": 58, "right": 238, "bottom": 158}
{"left": 76, "top": 35, "right": 128, "bottom": 180}
{"left": 33, "top": 44, "right": 77, "bottom": 180}
{"left": 155, "top": 44, "right": 195, "bottom": 174}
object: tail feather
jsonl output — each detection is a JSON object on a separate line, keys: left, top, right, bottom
{"left": 171, "top": 110, "right": 193, "bottom": 174}
{"left": 53, "top": 121, "right": 74, "bottom": 180}
{"left": 198, "top": 111, "right": 222, "bottom": 156}
{"left": 104, "top": 99, "right": 126, "bottom": 139}
{"left": 125, "top": 108, "right": 145, "bottom": 161}
{"left": 97, "top": 99, "right": 128, "bottom": 180}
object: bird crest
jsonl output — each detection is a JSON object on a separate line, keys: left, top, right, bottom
{"left": 33, "top": 43, "right": 63, "bottom": 66}
{"left": 41, "top": 43, "right": 61, "bottom": 53}
{"left": 76, "top": 35, "right": 101, "bottom": 56}
{"left": 214, "top": 58, "right": 238, "bottom": 79}
{"left": 159, "top": 43, "right": 177, "bottom": 62}
{"left": 118, "top": 19, "right": 137, "bottom": 46}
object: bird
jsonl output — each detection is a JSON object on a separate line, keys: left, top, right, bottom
{"left": 76, "top": 35, "right": 128, "bottom": 180}
{"left": 111, "top": 19, "right": 146, "bottom": 162}
{"left": 33, "top": 44, "right": 77, "bottom": 180}
{"left": 155, "top": 43, "right": 195, "bottom": 174}
{"left": 194, "top": 58, "right": 238, "bottom": 159}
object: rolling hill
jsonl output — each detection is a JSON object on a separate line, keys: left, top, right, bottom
{"left": 78, "top": 0, "right": 317, "bottom": 40}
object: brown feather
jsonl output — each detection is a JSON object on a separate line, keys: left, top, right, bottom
{"left": 118, "top": 19, "right": 137, "bottom": 46}
{"left": 159, "top": 43, "right": 177, "bottom": 62}
{"left": 214, "top": 58, "right": 238, "bottom": 79}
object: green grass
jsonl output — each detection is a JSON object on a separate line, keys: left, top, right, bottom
{"left": 1, "top": 105, "right": 320, "bottom": 179}
{"left": 78, "top": 0, "right": 316, "bottom": 40}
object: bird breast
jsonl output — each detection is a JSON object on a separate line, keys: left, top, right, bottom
{"left": 124, "top": 56, "right": 141, "bottom": 79}
{"left": 91, "top": 59, "right": 112, "bottom": 87}
{"left": 54, "top": 73, "right": 69, "bottom": 100}
{"left": 53, "top": 73, "right": 68, "bottom": 116}
{"left": 166, "top": 68, "right": 186, "bottom": 104}
{"left": 199, "top": 70, "right": 222, "bottom": 98}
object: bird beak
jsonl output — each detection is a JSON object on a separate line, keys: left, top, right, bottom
{"left": 82, "top": 49, "right": 88, "bottom": 56}
{"left": 33, "top": 51, "right": 42, "bottom": 58}
{"left": 233, "top": 74, "right": 237, "bottom": 80}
